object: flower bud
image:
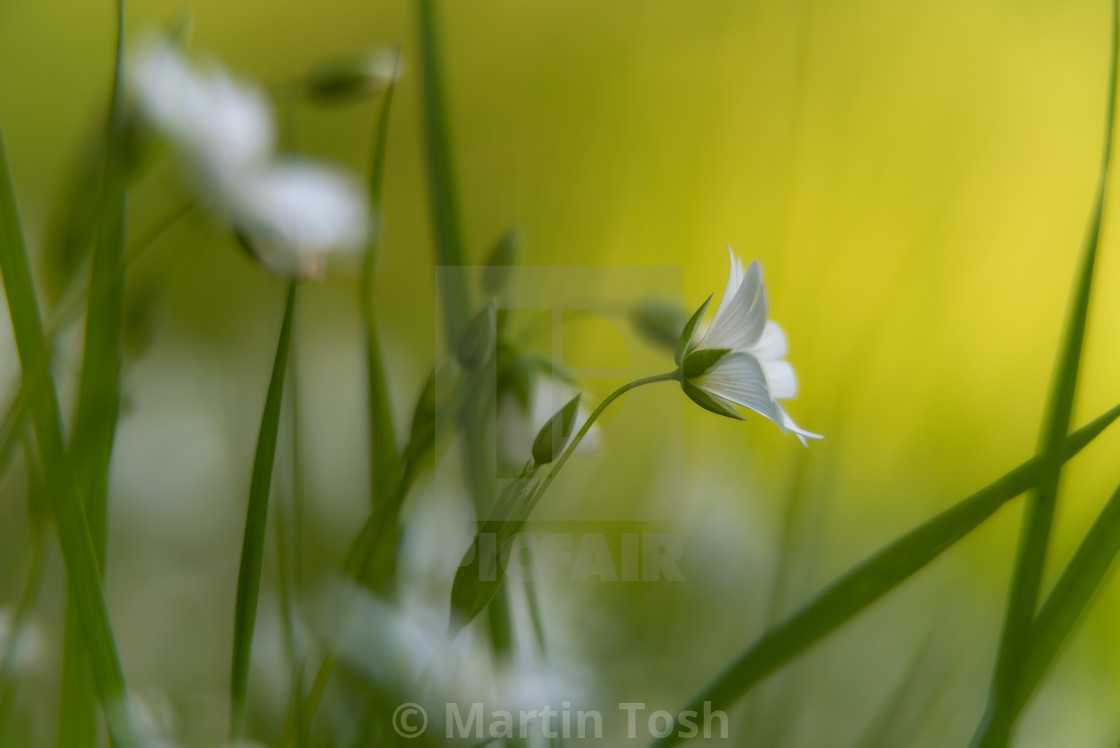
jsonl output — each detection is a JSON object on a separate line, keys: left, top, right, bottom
{"left": 482, "top": 228, "right": 519, "bottom": 297}
{"left": 305, "top": 48, "right": 400, "bottom": 103}
{"left": 456, "top": 304, "right": 496, "bottom": 370}
{"left": 531, "top": 394, "right": 581, "bottom": 465}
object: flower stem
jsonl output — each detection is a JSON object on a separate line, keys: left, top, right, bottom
{"left": 507, "top": 370, "right": 683, "bottom": 539}
{"left": 541, "top": 369, "right": 679, "bottom": 488}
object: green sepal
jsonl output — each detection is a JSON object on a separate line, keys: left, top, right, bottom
{"left": 531, "top": 394, "right": 581, "bottom": 465}
{"left": 682, "top": 379, "right": 745, "bottom": 421}
{"left": 305, "top": 49, "right": 396, "bottom": 103}
{"left": 683, "top": 348, "right": 731, "bottom": 379}
{"left": 676, "top": 294, "right": 713, "bottom": 366}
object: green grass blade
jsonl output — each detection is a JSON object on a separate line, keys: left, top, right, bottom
{"left": 58, "top": 5, "right": 130, "bottom": 742}
{"left": 417, "top": 0, "right": 469, "bottom": 338}
{"left": 362, "top": 48, "right": 402, "bottom": 508}
{"left": 646, "top": 402, "right": 1120, "bottom": 748}
{"left": 0, "top": 127, "right": 136, "bottom": 748}
{"left": 230, "top": 282, "right": 297, "bottom": 741}
{"left": 972, "top": 3, "right": 1119, "bottom": 745}
{"left": 1011, "top": 479, "right": 1120, "bottom": 716}
{"left": 415, "top": 0, "right": 521, "bottom": 661}
{"left": 0, "top": 386, "right": 27, "bottom": 480}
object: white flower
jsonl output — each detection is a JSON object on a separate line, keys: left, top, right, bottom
{"left": 682, "top": 247, "right": 822, "bottom": 445}
{"left": 226, "top": 160, "right": 368, "bottom": 279}
{"left": 129, "top": 37, "right": 273, "bottom": 180}
{"left": 128, "top": 35, "right": 368, "bottom": 279}
{"left": 497, "top": 375, "right": 599, "bottom": 466}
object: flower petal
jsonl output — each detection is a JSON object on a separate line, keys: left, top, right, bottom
{"left": 699, "top": 260, "right": 767, "bottom": 352}
{"left": 129, "top": 38, "right": 274, "bottom": 177}
{"left": 776, "top": 403, "right": 824, "bottom": 446}
{"left": 760, "top": 359, "right": 797, "bottom": 400}
{"left": 692, "top": 351, "right": 781, "bottom": 425}
{"left": 230, "top": 159, "right": 369, "bottom": 277}
{"left": 702, "top": 247, "right": 748, "bottom": 344}
{"left": 752, "top": 321, "right": 788, "bottom": 361}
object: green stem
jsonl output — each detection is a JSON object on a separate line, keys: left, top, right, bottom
{"left": 529, "top": 370, "right": 680, "bottom": 509}
{"left": 451, "top": 371, "right": 680, "bottom": 628}
{"left": 362, "top": 47, "right": 402, "bottom": 509}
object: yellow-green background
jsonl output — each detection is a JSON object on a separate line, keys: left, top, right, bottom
{"left": 2, "top": 0, "right": 1120, "bottom": 745}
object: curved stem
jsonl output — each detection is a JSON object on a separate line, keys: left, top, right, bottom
{"left": 524, "top": 369, "right": 680, "bottom": 523}
{"left": 553, "top": 371, "right": 677, "bottom": 473}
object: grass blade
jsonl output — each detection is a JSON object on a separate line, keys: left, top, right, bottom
{"left": 415, "top": 0, "right": 520, "bottom": 659}
{"left": 417, "top": 0, "right": 469, "bottom": 337}
{"left": 1012, "top": 479, "right": 1120, "bottom": 716}
{"left": 230, "top": 282, "right": 298, "bottom": 741}
{"left": 58, "top": 4, "right": 130, "bottom": 742}
{"left": 972, "top": 2, "right": 1119, "bottom": 745}
{"left": 0, "top": 127, "right": 136, "bottom": 747}
{"left": 362, "top": 48, "right": 402, "bottom": 507}
{"left": 647, "top": 402, "right": 1120, "bottom": 748}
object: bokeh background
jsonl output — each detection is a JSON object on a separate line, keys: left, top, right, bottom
{"left": 3, "top": 0, "right": 1120, "bottom": 745}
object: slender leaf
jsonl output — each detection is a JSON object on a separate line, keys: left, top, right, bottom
{"left": 1013, "top": 479, "right": 1120, "bottom": 716}
{"left": 417, "top": 0, "right": 469, "bottom": 337}
{"left": 0, "top": 127, "right": 136, "bottom": 747}
{"left": 59, "top": 6, "right": 130, "bottom": 742}
{"left": 230, "top": 282, "right": 297, "bottom": 741}
{"left": 647, "top": 402, "right": 1120, "bottom": 748}
{"left": 416, "top": 0, "right": 517, "bottom": 659}
{"left": 973, "top": 3, "right": 1119, "bottom": 745}
{"left": 362, "top": 47, "right": 402, "bottom": 509}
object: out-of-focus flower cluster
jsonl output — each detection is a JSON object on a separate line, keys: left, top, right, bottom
{"left": 128, "top": 37, "right": 369, "bottom": 279}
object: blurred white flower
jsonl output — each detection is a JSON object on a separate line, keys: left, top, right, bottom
{"left": 312, "top": 494, "right": 585, "bottom": 728}
{"left": 128, "top": 35, "right": 368, "bottom": 279}
{"left": 683, "top": 247, "right": 822, "bottom": 445}
{"left": 498, "top": 375, "right": 599, "bottom": 466}
{"left": 129, "top": 37, "right": 273, "bottom": 180}
{"left": 227, "top": 160, "right": 368, "bottom": 279}
{"left": 0, "top": 607, "right": 45, "bottom": 674}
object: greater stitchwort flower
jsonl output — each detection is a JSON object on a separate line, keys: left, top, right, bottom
{"left": 128, "top": 36, "right": 368, "bottom": 279}
{"left": 678, "top": 247, "right": 821, "bottom": 445}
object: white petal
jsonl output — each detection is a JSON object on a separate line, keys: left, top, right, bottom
{"left": 761, "top": 359, "right": 797, "bottom": 400}
{"left": 692, "top": 351, "right": 781, "bottom": 424}
{"left": 776, "top": 403, "right": 823, "bottom": 446}
{"left": 129, "top": 38, "right": 273, "bottom": 176}
{"left": 700, "top": 247, "right": 746, "bottom": 346}
{"left": 752, "top": 321, "right": 788, "bottom": 361}
{"left": 699, "top": 260, "right": 767, "bottom": 352}
{"left": 229, "top": 160, "right": 369, "bottom": 278}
